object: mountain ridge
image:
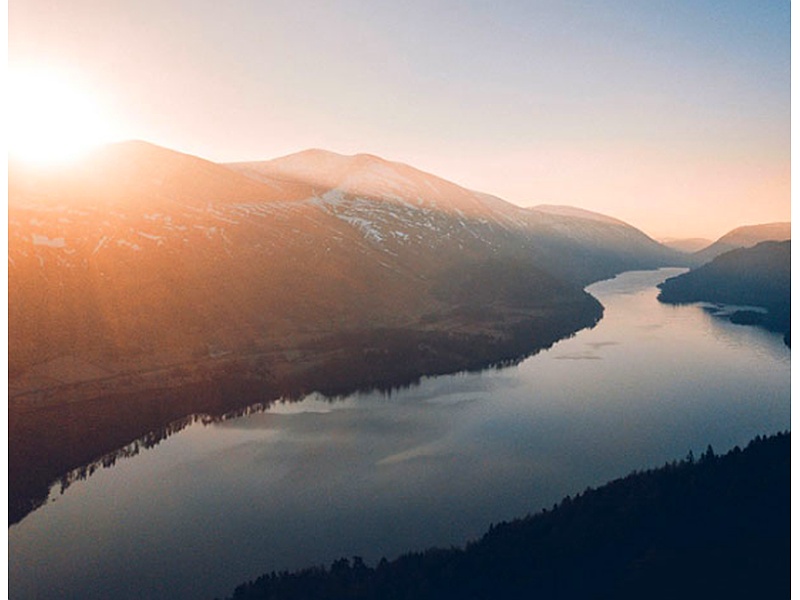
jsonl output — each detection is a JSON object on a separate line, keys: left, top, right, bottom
{"left": 692, "top": 222, "right": 790, "bottom": 265}
{"left": 228, "top": 149, "right": 684, "bottom": 285}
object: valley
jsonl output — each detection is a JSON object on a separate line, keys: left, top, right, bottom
{"left": 9, "top": 267, "right": 790, "bottom": 600}
{"left": 9, "top": 142, "right": 686, "bottom": 524}
{"left": 9, "top": 142, "right": 791, "bottom": 536}
{"left": 7, "top": 144, "right": 790, "bottom": 597}
{"left": 8, "top": 4, "right": 789, "bottom": 599}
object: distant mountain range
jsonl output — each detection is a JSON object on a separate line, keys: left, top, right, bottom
{"left": 659, "top": 237, "right": 713, "bottom": 253}
{"left": 658, "top": 222, "right": 790, "bottom": 263}
{"left": 690, "top": 222, "right": 790, "bottom": 265}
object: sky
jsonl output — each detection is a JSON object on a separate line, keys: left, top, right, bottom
{"left": 8, "top": 0, "right": 790, "bottom": 239}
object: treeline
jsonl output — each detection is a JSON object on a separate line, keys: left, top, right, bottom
{"left": 222, "top": 432, "right": 789, "bottom": 600}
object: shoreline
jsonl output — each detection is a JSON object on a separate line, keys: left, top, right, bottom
{"left": 10, "top": 299, "right": 602, "bottom": 526}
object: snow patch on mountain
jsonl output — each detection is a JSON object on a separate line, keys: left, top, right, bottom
{"left": 138, "top": 231, "right": 165, "bottom": 243}
{"left": 116, "top": 239, "right": 142, "bottom": 251}
{"left": 32, "top": 235, "right": 66, "bottom": 248}
{"left": 337, "top": 215, "right": 386, "bottom": 244}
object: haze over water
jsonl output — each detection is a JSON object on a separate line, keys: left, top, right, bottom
{"left": 8, "top": 268, "right": 790, "bottom": 600}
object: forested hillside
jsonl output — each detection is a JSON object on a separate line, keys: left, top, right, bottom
{"left": 658, "top": 241, "right": 790, "bottom": 344}
{"left": 223, "top": 432, "right": 789, "bottom": 600}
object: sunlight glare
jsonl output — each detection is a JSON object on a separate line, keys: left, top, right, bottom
{"left": 7, "top": 68, "right": 116, "bottom": 165}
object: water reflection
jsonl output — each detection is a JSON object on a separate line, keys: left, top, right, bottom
{"left": 9, "top": 269, "right": 790, "bottom": 600}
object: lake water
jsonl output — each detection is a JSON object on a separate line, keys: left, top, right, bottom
{"left": 8, "top": 268, "right": 791, "bottom": 600}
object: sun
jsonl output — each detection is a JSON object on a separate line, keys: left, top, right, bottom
{"left": 7, "top": 68, "right": 117, "bottom": 166}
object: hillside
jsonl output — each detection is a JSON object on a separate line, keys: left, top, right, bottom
{"left": 658, "top": 241, "right": 790, "bottom": 343}
{"left": 525, "top": 205, "right": 682, "bottom": 283}
{"left": 692, "top": 222, "right": 790, "bottom": 265}
{"left": 230, "top": 151, "right": 684, "bottom": 286}
{"left": 9, "top": 142, "right": 682, "bottom": 525}
{"left": 11, "top": 142, "right": 628, "bottom": 403}
{"left": 223, "top": 432, "right": 789, "bottom": 600}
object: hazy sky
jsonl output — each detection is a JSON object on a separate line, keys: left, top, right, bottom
{"left": 9, "top": 1, "right": 790, "bottom": 239}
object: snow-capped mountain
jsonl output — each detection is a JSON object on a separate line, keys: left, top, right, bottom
{"left": 230, "top": 149, "right": 683, "bottom": 284}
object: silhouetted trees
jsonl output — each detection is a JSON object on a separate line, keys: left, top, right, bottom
{"left": 223, "top": 432, "right": 789, "bottom": 600}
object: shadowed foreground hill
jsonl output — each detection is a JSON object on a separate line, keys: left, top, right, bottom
{"left": 223, "top": 432, "right": 789, "bottom": 600}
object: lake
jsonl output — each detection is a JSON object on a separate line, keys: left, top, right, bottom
{"left": 8, "top": 268, "right": 791, "bottom": 600}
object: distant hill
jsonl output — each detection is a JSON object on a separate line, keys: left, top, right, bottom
{"left": 658, "top": 241, "right": 790, "bottom": 344}
{"left": 223, "top": 432, "right": 789, "bottom": 600}
{"left": 659, "top": 237, "right": 713, "bottom": 253}
{"left": 692, "top": 222, "right": 790, "bottom": 265}
{"left": 531, "top": 204, "right": 629, "bottom": 226}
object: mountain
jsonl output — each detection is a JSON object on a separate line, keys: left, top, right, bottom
{"left": 659, "top": 237, "right": 713, "bottom": 253}
{"left": 230, "top": 150, "right": 684, "bottom": 286}
{"left": 12, "top": 143, "right": 685, "bottom": 407}
{"left": 523, "top": 204, "right": 683, "bottom": 283}
{"left": 692, "top": 222, "right": 790, "bottom": 265}
{"left": 12, "top": 143, "right": 627, "bottom": 398}
{"left": 9, "top": 141, "right": 682, "bottom": 524}
{"left": 658, "top": 241, "right": 790, "bottom": 344}
{"left": 10, "top": 142, "right": 395, "bottom": 383}
{"left": 223, "top": 432, "right": 790, "bottom": 600}
{"left": 532, "top": 204, "right": 629, "bottom": 226}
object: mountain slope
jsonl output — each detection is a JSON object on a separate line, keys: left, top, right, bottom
{"left": 10, "top": 143, "right": 406, "bottom": 382}
{"left": 658, "top": 241, "right": 790, "bottom": 343}
{"left": 229, "top": 150, "right": 684, "bottom": 286}
{"left": 13, "top": 143, "right": 622, "bottom": 392}
{"left": 524, "top": 205, "right": 682, "bottom": 283}
{"left": 532, "top": 203, "right": 629, "bottom": 226}
{"left": 692, "top": 222, "right": 790, "bottom": 265}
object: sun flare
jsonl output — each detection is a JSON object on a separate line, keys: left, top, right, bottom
{"left": 7, "top": 68, "right": 117, "bottom": 165}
